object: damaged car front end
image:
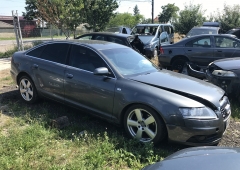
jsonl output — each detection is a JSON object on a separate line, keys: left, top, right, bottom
{"left": 206, "top": 58, "right": 240, "bottom": 97}
{"left": 187, "top": 58, "right": 240, "bottom": 98}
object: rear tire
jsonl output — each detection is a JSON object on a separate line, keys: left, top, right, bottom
{"left": 18, "top": 75, "right": 38, "bottom": 104}
{"left": 172, "top": 58, "right": 187, "bottom": 73}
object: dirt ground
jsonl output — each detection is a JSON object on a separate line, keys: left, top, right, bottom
{"left": 0, "top": 67, "right": 240, "bottom": 148}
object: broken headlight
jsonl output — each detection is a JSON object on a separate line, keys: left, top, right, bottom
{"left": 212, "top": 70, "right": 237, "bottom": 77}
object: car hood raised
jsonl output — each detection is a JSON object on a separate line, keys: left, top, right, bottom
{"left": 138, "top": 36, "right": 154, "bottom": 45}
{"left": 213, "top": 57, "right": 240, "bottom": 70}
{"left": 129, "top": 70, "right": 224, "bottom": 107}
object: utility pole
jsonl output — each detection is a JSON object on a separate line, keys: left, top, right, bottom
{"left": 151, "top": 0, "right": 154, "bottom": 23}
{"left": 12, "top": 10, "right": 24, "bottom": 51}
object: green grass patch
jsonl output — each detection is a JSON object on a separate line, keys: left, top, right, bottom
{"left": 230, "top": 101, "right": 240, "bottom": 121}
{"left": 0, "top": 101, "right": 170, "bottom": 169}
{"left": 0, "top": 46, "right": 18, "bottom": 58}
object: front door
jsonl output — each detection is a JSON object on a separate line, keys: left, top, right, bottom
{"left": 64, "top": 45, "right": 116, "bottom": 118}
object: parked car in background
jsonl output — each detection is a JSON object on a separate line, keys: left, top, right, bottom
{"left": 75, "top": 32, "right": 144, "bottom": 54}
{"left": 186, "top": 22, "right": 222, "bottom": 38}
{"left": 142, "top": 146, "right": 240, "bottom": 170}
{"left": 159, "top": 34, "right": 240, "bottom": 72}
{"left": 11, "top": 40, "right": 230, "bottom": 146}
{"left": 131, "top": 24, "right": 173, "bottom": 58}
{"left": 189, "top": 57, "right": 240, "bottom": 97}
{"left": 104, "top": 26, "right": 132, "bottom": 34}
{"left": 225, "top": 28, "right": 240, "bottom": 39}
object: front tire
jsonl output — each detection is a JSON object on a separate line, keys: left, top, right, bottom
{"left": 19, "top": 76, "right": 38, "bottom": 103}
{"left": 124, "top": 104, "right": 166, "bottom": 144}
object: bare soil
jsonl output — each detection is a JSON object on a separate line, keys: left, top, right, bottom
{"left": 0, "top": 68, "right": 240, "bottom": 150}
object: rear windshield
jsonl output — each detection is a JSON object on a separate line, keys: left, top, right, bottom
{"left": 186, "top": 28, "right": 218, "bottom": 37}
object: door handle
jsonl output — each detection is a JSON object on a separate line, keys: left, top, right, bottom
{"left": 66, "top": 73, "right": 73, "bottom": 79}
{"left": 217, "top": 50, "right": 222, "bottom": 52}
{"left": 188, "top": 50, "right": 192, "bottom": 51}
{"left": 33, "top": 64, "right": 38, "bottom": 69}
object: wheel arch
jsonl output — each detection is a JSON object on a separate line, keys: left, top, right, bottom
{"left": 170, "top": 55, "right": 189, "bottom": 65}
{"left": 120, "top": 102, "right": 167, "bottom": 127}
{"left": 17, "top": 71, "right": 33, "bottom": 84}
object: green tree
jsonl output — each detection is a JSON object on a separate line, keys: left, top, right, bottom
{"left": 23, "top": 0, "right": 84, "bottom": 38}
{"left": 23, "top": 0, "right": 38, "bottom": 20}
{"left": 36, "top": 0, "right": 84, "bottom": 38}
{"left": 83, "top": 0, "right": 119, "bottom": 32}
{"left": 141, "top": 18, "right": 152, "bottom": 24}
{"left": 133, "top": 5, "right": 140, "bottom": 16}
{"left": 107, "top": 12, "right": 144, "bottom": 28}
{"left": 174, "top": 3, "right": 206, "bottom": 34}
{"left": 213, "top": 4, "right": 240, "bottom": 32}
{"left": 158, "top": 3, "right": 179, "bottom": 23}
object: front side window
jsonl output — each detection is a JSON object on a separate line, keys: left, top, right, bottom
{"left": 39, "top": 43, "right": 70, "bottom": 64}
{"left": 160, "top": 32, "right": 168, "bottom": 43}
{"left": 101, "top": 48, "right": 158, "bottom": 76}
{"left": 186, "top": 37, "right": 211, "bottom": 47}
{"left": 215, "top": 36, "right": 240, "bottom": 48}
{"left": 69, "top": 45, "right": 109, "bottom": 73}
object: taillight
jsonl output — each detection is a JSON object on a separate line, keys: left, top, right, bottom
{"left": 159, "top": 46, "right": 164, "bottom": 54}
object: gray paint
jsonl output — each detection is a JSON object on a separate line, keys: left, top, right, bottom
{"left": 11, "top": 40, "right": 230, "bottom": 145}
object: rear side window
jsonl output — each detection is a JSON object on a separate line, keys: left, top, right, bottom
{"left": 93, "top": 35, "right": 106, "bottom": 41}
{"left": 186, "top": 37, "right": 211, "bottom": 47}
{"left": 39, "top": 43, "right": 70, "bottom": 64}
{"left": 27, "top": 45, "right": 46, "bottom": 58}
{"left": 108, "top": 37, "right": 126, "bottom": 46}
{"left": 77, "top": 35, "right": 92, "bottom": 40}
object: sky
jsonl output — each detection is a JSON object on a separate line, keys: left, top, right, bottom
{"left": 0, "top": 0, "right": 239, "bottom": 18}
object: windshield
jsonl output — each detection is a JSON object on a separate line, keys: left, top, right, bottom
{"left": 101, "top": 48, "right": 158, "bottom": 76}
{"left": 186, "top": 28, "right": 218, "bottom": 37}
{"left": 132, "top": 26, "right": 159, "bottom": 36}
{"left": 105, "top": 27, "right": 120, "bottom": 33}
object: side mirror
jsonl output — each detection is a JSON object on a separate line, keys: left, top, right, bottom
{"left": 93, "top": 67, "right": 110, "bottom": 76}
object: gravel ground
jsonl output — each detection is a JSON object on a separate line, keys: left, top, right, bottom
{"left": 1, "top": 68, "right": 240, "bottom": 149}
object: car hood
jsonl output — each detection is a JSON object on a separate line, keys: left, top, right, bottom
{"left": 129, "top": 70, "right": 224, "bottom": 107}
{"left": 143, "top": 147, "right": 240, "bottom": 170}
{"left": 213, "top": 57, "right": 240, "bottom": 70}
{"left": 138, "top": 36, "right": 155, "bottom": 45}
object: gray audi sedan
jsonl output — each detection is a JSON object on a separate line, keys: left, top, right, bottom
{"left": 10, "top": 40, "right": 231, "bottom": 146}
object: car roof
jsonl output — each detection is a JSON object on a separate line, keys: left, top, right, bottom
{"left": 40, "top": 39, "right": 129, "bottom": 51}
{"left": 135, "top": 24, "right": 172, "bottom": 27}
{"left": 184, "top": 34, "right": 237, "bottom": 39}
{"left": 80, "top": 32, "right": 133, "bottom": 38}
{"left": 191, "top": 26, "right": 219, "bottom": 30}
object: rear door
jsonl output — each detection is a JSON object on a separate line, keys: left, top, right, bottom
{"left": 184, "top": 36, "right": 214, "bottom": 66}
{"left": 213, "top": 36, "right": 240, "bottom": 59}
{"left": 27, "top": 43, "right": 70, "bottom": 101}
{"left": 64, "top": 45, "right": 116, "bottom": 118}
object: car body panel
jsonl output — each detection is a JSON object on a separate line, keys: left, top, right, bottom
{"left": 142, "top": 147, "right": 240, "bottom": 170}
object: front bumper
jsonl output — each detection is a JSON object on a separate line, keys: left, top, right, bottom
{"left": 143, "top": 47, "right": 154, "bottom": 58}
{"left": 167, "top": 96, "right": 231, "bottom": 146}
